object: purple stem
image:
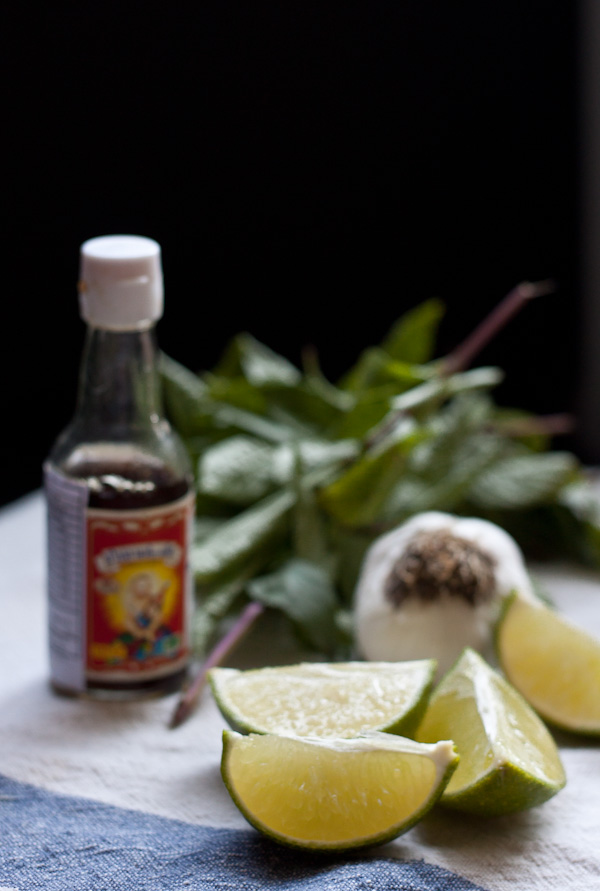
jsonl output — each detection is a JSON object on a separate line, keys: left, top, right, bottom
{"left": 494, "top": 412, "right": 575, "bottom": 438}
{"left": 442, "top": 280, "right": 556, "bottom": 375}
{"left": 169, "top": 600, "right": 265, "bottom": 729}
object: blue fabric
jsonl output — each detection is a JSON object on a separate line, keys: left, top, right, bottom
{"left": 0, "top": 774, "right": 488, "bottom": 890}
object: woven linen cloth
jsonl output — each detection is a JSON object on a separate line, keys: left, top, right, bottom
{"left": 0, "top": 773, "right": 487, "bottom": 891}
{"left": 1, "top": 492, "right": 600, "bottom": 890}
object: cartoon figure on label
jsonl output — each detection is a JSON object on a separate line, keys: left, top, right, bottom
{"left": 123, "top": 571, "right": 170, "bottom": 641}
{"left": 118, "top": 570, "right": 174, "bottom": 660}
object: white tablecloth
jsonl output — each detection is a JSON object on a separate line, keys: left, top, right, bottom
{"left": 1, "top": 491, "right": 600, "bottom": 890}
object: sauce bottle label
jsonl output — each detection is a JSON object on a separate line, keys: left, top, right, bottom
{"left": 85, "top": 494, "right": 194, "bottom": 682}
{"left": 45, "top": 464, "right": 193, "bottom": 691}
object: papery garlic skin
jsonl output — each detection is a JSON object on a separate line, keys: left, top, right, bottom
{"left": 354, "top": 511, "right": 534, "bottom": 675}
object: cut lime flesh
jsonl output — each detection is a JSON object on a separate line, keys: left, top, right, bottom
{"left": 209, "top": 660, "right": 436, "bottom": 738}
{"left": 416, "top": 648, "right": 566, "bottom": 816}
{"left": 497, "top": 592, "right": 600, "bottom": 736}
{"left": 221, "top": 730, "right": 458, "bottom": 851}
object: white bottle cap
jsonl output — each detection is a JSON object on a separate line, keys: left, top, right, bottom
{"left": 78, "top": 235, "right": 164, "bottom": 331}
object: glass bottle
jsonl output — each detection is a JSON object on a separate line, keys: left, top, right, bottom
{"left": 44, "top": 235, "right": 194, "bottom": 699}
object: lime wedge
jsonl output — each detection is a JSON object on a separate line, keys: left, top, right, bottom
{"left": 497, "top": 591, "right": 600, "bottom": 736}
{"left": 221, "top": 730, "right": 458, "bottom": 850}
{"left": 415, "top": 648, "right": 566, "bottom": 815}
{"left": 209, "top": 660, "right": 436, "bottom": 738}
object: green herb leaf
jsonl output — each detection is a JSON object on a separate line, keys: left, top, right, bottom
{"left": 191, "top": 574, "right": 246, "bottom": 655}
{"left": 247, "top": 558, "right": 340, "bottom": 653}
{"left": 162, "top": 295, "right": 600, "bottom": 666}
{"left": 467, "top": 452, "right": 578, "bottom": 511}
{"left": 206, "top": 403, "right": 294, "bottom": 443}
{"left": 215, "top": 333, "right": 302, "bottom": 387}
{"left": 206, "top": 375, "right": 268, "bottom": 415}
{"left": 381, "top": 297, "right": 445, "bottom": 364}
{"left": 198, "top": 436, "right": 278, "bottom": 505}
{"left": 318, "top": 419, "right": 425, "bottom": 528}
{"left": 191, "top": 489, "right": 295, "bottom": 586}
{"left": 390, "top": 366, "right": 503, "bottom": 414}
{"left": 161, "top": 353, "right": 211, "bottom": 436}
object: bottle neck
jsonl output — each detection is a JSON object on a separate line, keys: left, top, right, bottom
{"left": 75, "top": 325, "right": 163, "bottom": 435}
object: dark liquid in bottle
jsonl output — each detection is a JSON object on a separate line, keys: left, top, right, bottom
{"left": 57, "top": 444, "right": 192, "bottom": 699}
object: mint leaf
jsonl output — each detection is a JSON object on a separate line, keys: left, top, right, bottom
{"left": 191, "top": 489, "right": 295, "bottom": 585}
{"left": 382, "top": 434, "right": 508, "bottom": 523}
{"left": 207, "top": 375, "right": 268, "bottom": 415}
{"left": 215, "top": 333, "right": 302, "bottom": 387}
{"left": 247, "top": 558, "right": 339, "bottom": 653}
{"left": 292, "top": 481, "right": 333, "bottom": 570}
{"left": 318, "top": 420, "right": 423, "bottom": 528}
{"left": 191, "top": 574, "right": 246, "bottom": 655}
{"left": 207, "top": 403, "right": 295, "bottom": 443}
{"left": 338, "top": 347, "right": 389, "bottom": 393}
{"left": 265, "top": 383, "right": 350, "bottom": 433}
{"left": 339, "top": 347, "right": 434, "bottom": 396}
{"left": 198, "top": 436, "right": 277, "bottom": 505}
{"left": 381, "top": 297, "right": 445, "bottom": 364}
{"left": 161, "top": 353, "right": 211, "bottom": 435}
{"left": 467, "top": 452, "right": 578, "bottom": 510}
{"left": 390, "top": 366, "right": 503, "bottom": 414}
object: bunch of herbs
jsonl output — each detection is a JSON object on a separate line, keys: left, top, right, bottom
{"left": 162, "top": 286, "right": 600, "bottom": 668}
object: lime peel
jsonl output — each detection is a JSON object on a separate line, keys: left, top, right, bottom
{"left": 497, "top": 590, "right": 600, "bottom": 736}
{"left": 209, "top": 659, "right": 436, "bottom": 738}
{"left": 416, "top": 647, "right": 566, "bottom": 816}
{"left": 221, "top": 729, "right": 459, "bottom": 851}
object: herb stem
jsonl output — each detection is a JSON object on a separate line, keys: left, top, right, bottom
{"left": 443, "top": 280, "right": 556, "bottom": 375}
{"left": 492, "top": 412, "right": 575, "bottom": 438}
{"left": 169, "top": 600, "right": 265, "bottom": 729}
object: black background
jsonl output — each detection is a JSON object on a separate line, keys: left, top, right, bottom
{"left": 2, "top": 2, "right": 582, "bottom": 507}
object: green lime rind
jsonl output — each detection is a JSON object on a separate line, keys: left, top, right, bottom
{"left": 496, "top": 591, "right": 600, "bottom": 737}
{"left": 208, "top": 660, "right": 437, "bottom": 739}
{"left": 416, "top": 648, "right": 566, "bottom": 817}
{"left": 220, "top": 730, "right": 459, "bottom": 852}
{"left": 438, "top": 759, "right": 564, "bottom": 817}
{"left": 385, "top": 664, "right": 437, "bottom": 738}
{"left": 207, "top": 668, "right": 256, "bottom": 736}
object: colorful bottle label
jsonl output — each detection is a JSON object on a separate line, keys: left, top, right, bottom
{"left": 45, "top": 464, "right": 193, "bottom": 691}
{"left": 85, "top": 496, "right": 193, "bottom": 682}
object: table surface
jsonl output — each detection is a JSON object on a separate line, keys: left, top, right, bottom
{"left": 2, "top": 490, "right": 600, "bottom": 890}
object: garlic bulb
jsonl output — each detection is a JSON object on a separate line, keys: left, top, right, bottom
{"left": 354, "top": 511, "right": 534, "bottom": 675}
